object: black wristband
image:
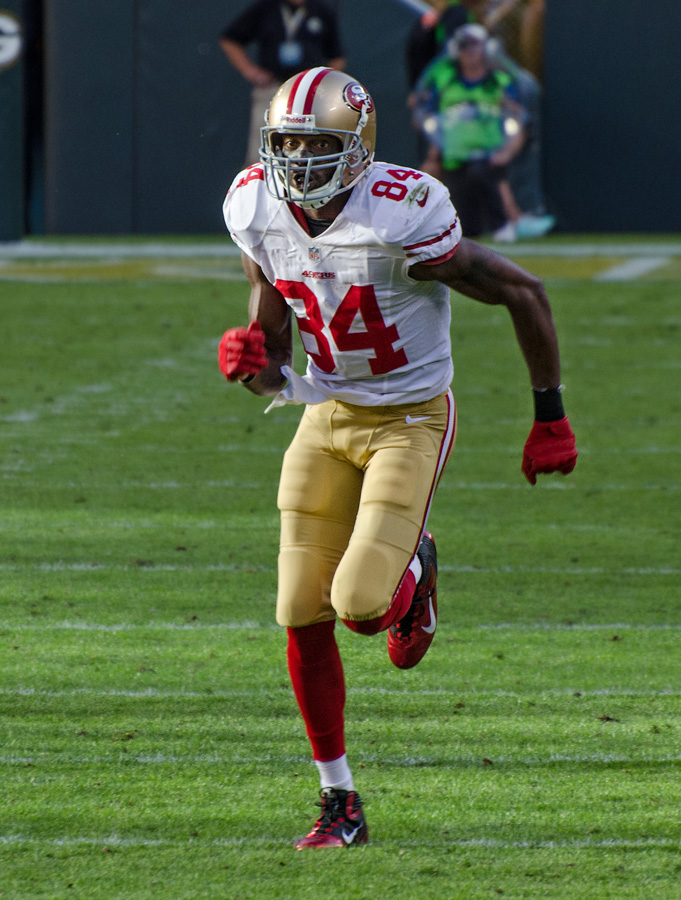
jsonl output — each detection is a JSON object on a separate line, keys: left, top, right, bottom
{"left": 533, "top": 386, "right": 565, "bottom": 422}
{"left": 238, "top": 373, "right": 255, "bottom": 385}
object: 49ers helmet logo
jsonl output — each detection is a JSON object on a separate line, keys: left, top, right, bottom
{"left": 343, "top": 82, "right": 374, "bottom": 114}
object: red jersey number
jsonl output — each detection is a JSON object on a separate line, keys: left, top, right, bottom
{"left": 235, "top": 166, "right": 264, "bottom": 190}
{"left": 371, "top": 169, "right": 423, "bottom": 203}
{"left": 274, "top": 280, "right": 336, "bottom": 373}
{"left": 275, "top": 280, "right": 408, "bottom": 376}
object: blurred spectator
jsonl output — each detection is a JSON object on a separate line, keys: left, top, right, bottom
{"left": 413, "top": 24, "right": 521, "bottom": 239}
{"left": 220, "top": 0, "right": 345, "bottom": 167}
{"left": 412, "top": 23, "right": 553, "bottom": 240}
{"left": 405, "top": 1, "right": 474, "bottom": 89}
{"left": 448, "top": 1, "right": 550, "bottom": 220}
{"left": 466, "top": 0, "right": 550, "bottom": 221}
{"left": 484, "top": 38, "right": 550, "bottom": 224}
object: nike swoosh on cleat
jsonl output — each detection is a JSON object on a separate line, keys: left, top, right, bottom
{"left": 422, "top": 596, "right": 437, "bottom": 634}
{"left": 342, "top": 825, "right": 362, "bottom": 844}
{"left": 405, "top": 415, "right": 432, "bottom": 424}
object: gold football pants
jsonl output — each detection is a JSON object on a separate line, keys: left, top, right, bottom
{"left": 276, "top": 390, "right": 456, "bottom": 628}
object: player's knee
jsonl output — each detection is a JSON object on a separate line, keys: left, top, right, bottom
{"left": 330, "top": 540, "right": 394, "bottom": 623}
{"left": 276, "top": 546, "right": 331, "bottom": 628}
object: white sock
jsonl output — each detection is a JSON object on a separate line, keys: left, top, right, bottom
{"left": 315, "top": 753, "right": 354, "bottom": 791}
{"left": 409, "top": 553, "right": 423, "bottom": 585}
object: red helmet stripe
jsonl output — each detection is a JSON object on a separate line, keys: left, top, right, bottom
{"left": 286, "top": 67, "right": 333, "bottom": 116}
{"left": 286, "top": 70, "right": 309, "bottom": 115}
{"left": 301, "top": 67, "right": 332, "bottom": 114}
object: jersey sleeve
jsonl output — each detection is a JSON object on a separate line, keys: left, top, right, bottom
{"left": 400, "top": 176, "right": 462, "bottom": 267}
{"left": 222, "top": 165, "right": 269, "bottom": 264}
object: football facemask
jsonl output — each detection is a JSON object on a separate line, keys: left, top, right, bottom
{"left": 260, "top": 67, "right": 377, "bottom": 210}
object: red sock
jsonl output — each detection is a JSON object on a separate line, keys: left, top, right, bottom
{"left": 342, "top": 570, "right": 416, "bottom": 636}
{"left": 286, "top": 621, "right": 346, "bottom": 762}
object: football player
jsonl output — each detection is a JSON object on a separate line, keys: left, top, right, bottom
{"left": 220, "top": 67, "right": 577, "bottom": 849}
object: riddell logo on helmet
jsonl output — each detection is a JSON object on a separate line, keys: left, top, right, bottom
{"left": 280, "top": 114, "right": 316, "bottom": 129}
{"left": 343, "top": 82, "right": 374, "bottom": 114}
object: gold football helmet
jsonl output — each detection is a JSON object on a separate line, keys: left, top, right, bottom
{"left": 260, "top": 67, "right": 377, "bottom": 209}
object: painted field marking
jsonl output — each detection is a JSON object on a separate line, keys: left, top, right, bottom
{"left": 1, "top": 242, "right": 680, "bottom": 287}
{"left": 0, "top": 621, "right": 679, "bottom": 633}
{"left": 1, "top": 685, "right": 680, "bottom": 699}
{"left": 2, "top": 240, "right": 681, "bottom": 259}
{"left": 0, "top": 833, "right": 678, "bottom": 851}
{"left": 1, "top": 751, "right": 680, "bottom": 768}
{"left": 0, "top": 242, "right": 241, "bottom": 259}
{"left": 1, "top": 474, "right": 679, "bottom": 492}
{"left": 594, "top": 257, "right": 670, "bottom": 281}
{"left": 0, "top": 562, "right": 678, "bottom": 575}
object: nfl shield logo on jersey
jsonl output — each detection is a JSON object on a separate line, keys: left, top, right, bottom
{"left": 309, "top": 246, "right": 321, "bottom": 262}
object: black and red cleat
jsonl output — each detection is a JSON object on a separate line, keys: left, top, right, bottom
{"left": 388, "top": 531, "right": 438, "bottom": 670}
{"left": 295, "top": 788, "right": 368, "bottom": 850}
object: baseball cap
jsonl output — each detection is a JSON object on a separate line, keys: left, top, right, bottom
{"left": 451, "top": 23, "right": 488, "bottom": 50}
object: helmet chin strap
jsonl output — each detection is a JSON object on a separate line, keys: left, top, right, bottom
{"left": 293, "top": 195, "right": 339, "bottom": 211}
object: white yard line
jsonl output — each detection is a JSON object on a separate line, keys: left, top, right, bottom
{"left": 1, "top": 241, "right": 678, "bottom": 287}
{"left": 0, "top": 240, "right": 680, "bottom": 260}
{"left": 0, "top": 751, "right": 679, "bottom": 767}
{"left": 0, "top": 833, "right": 677, "bottom": 850}
{"left": 0, "top": 241, "right": 240, "bottom": 259}
{"left": 0, "top": 562, "right": 678, "bottom": 575}
{"left": 1, "top": 621, "right": 680, "bottom": 633}
{"left": 442, "top": 564, "right": 681, "bottom": 575}
{"left": 0, "top": 562, "right": 275, "bottom": 572}
{"left": 0, "top": 621, "right": 274, "bottom": 631}
{"left": 502, "top": 243, "right": 681, "bottom": 257}
{"left": 594, "top": 257, "right": 670, "bottom": 281}
{"left": 1, "top": 476, "right": 679, "bottom": 492}
{"left": 1, "top": 686, "right": 680, "bottom": 699}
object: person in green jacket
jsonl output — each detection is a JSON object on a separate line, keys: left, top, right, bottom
{"left": 413, "top": 23, "right": 526, "bottom": 240}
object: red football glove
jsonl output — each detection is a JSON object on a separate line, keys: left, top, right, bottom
{"left": 522, "top": 417, "right": 577, "bottom": 485}
{"left": 218, "top": 321, "right": 268, "bottom": 382}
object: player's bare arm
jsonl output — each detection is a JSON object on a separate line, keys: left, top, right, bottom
{"left": 241, "top": 253, "right": 293, "bottom": 395}
{"left": 411, "top": 237, "right": 577, "bottom": 484}
{"left": 217, "top": 255, "right": 292, "bottom": 395}
{"left": 409, "top": 237, "right": 561, "bottom": 390}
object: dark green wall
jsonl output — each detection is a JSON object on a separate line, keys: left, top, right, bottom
{"left": 0, "top": 1, "right": 24, "bottom": 241}
{"left": 43, "top": 0, "right": 418, "bottom": 235}
{"left": 45, "top": 0, "right": 135, "bottom": 233}
{"left": 37, "top": 0, "right": 681, "bottom": 234}
{"left": 543, "top": 0, "right": 681, "bottom": 232}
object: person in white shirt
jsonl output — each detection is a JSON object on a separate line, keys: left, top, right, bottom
{"left": 220, "top": 66, "right": 577, "bottom": 850}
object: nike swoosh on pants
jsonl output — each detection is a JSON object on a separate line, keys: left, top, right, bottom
{"left": 405, "top": 415, "right": 432, "bottom": 424}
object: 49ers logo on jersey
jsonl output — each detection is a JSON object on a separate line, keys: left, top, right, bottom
{"left": 343, "top": 82, "right": 374, "bottom": 114}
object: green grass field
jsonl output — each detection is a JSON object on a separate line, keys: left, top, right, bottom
{"left": 1, "top": 237, "right": 680, "bottom": 899}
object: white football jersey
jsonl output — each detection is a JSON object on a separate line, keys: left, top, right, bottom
{"left": 223, "top": 161, "right": 462, "bottom": 406}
